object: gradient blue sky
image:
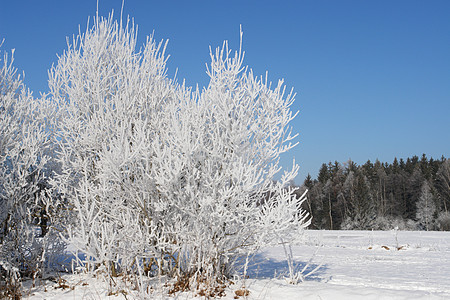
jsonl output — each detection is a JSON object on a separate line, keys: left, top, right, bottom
{"left": 1, "top": 0, "right": 449, "bottom": 184}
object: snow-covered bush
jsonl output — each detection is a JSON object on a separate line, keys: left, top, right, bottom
{"left": 0, "top": 45, "right": 58, "bottom": 297}
{"left": 371, "top": 215, "right": 416, "bottom": 231}
{"left": 437, "top": 212, "right": 450, "bottom": 231}
{"left": 158, "top": 35, "right": 310, "bottom": 292}
{"left": 49, "top": 14, "right": 180, "bottom": 279}
{"left": 49, "top": 13, "right": 309, "bottom": 296}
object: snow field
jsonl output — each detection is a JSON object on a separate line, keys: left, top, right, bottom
{"left": 22, "top": 230, "right": 450, "bottom": 299}
{"left": 248, "top": 230, "right": 450, "bottom": 299}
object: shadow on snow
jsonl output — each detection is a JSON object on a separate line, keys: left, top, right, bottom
{"left": 236, "top": 253, "right": 327, "bottom": 282}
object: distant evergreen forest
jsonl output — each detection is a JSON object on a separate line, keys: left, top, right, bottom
{"left": 298, "top": 155, "right": 450, "bottom": 231}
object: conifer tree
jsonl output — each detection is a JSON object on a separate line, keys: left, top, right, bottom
{"left": 416, "top": 181, "right": 436, "bottom": 231}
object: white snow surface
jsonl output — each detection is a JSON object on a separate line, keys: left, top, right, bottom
{"left": 23, "top": 230, "right": 450, "bottom": 299}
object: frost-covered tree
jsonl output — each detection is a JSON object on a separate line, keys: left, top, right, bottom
{"left": 0, "top": 45, "right": 57, "bottom": 297}
{"left": 49, "top": 13, "right": 309, "bottom": 295}
{"left": 341, "top": 172, "right": 376, "bottom": 230}
{"left": 436, "top": 159, "right": 450, "bottom": 213}
{"left": 416, "top": 181, "right": 436, "bottom": 231}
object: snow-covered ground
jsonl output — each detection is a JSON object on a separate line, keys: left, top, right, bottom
{"left": 23, "top": 230, "right": 450, "bottom": 299}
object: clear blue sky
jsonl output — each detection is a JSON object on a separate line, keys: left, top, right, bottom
{"left": 1, "top": 0, "right": 449, "bottom": 184}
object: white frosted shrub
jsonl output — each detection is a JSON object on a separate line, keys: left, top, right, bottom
{"left": 156, "top": 37, "right": 310, "bottom": 290}
{"left": 49, "top": 13, "right": 309, "bottom": 295}
{"left": 437, "top": 212, "right": 450, "bottom": 231}
{"left": 49, "top": 14, "right": 180, "bottom": 277}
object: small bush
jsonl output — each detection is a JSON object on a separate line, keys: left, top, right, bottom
{"left": 437, "top": 212, "right": 450, "bottom": 231}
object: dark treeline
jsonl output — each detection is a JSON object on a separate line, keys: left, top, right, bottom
{"left": 298, "top": 154, "right": 450, "bottom": 231}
